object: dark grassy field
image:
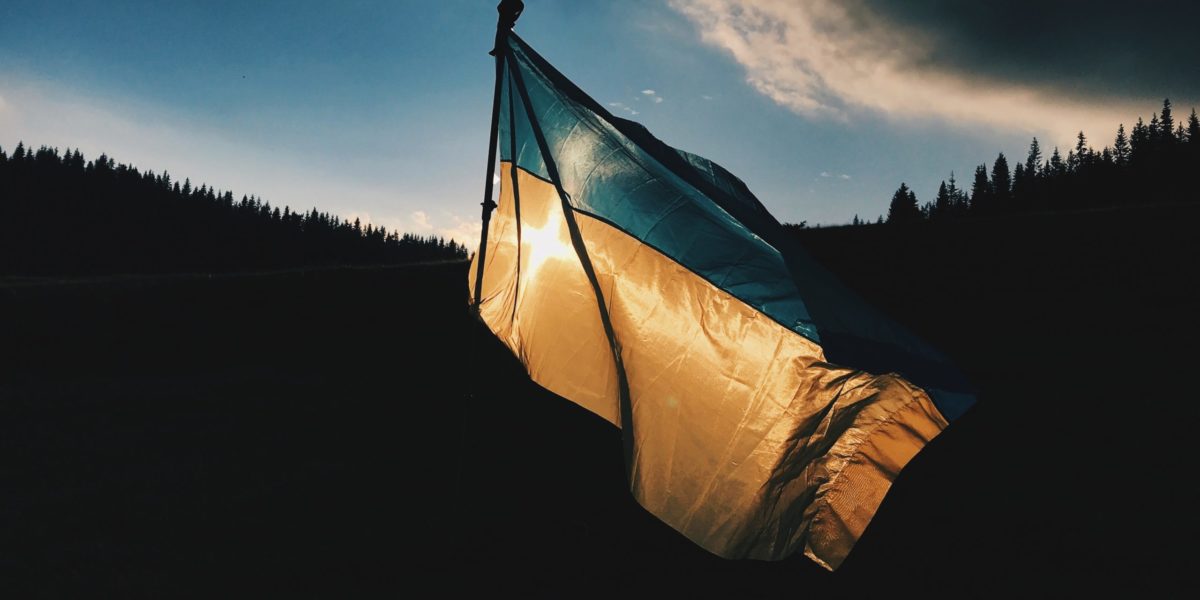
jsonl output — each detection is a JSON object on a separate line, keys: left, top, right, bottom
{"left": 3, "top": 205, "right": 1197, "bottom": 596}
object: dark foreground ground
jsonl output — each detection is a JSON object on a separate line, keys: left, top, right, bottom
{"left": 3, "top": 204, "right": 1198, "bottom": 596}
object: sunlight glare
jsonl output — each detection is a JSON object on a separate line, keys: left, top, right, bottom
{"left": 521, "top": 213, "right": 574, "bottom": 281}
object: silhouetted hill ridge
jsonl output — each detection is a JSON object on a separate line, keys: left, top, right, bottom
{"left": 0, "top": 143, "right": 468, "bottom": 276}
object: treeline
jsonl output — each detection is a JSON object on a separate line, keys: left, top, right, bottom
{"left": 876, "top": 99, "right": 1200, "bottom": 225}
{"left": 0, "top": 144, "right": 469, "bottom": 275}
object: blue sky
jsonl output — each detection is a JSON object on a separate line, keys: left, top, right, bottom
{"left": 2, "top": 1, "right": 1193, "bottom": 241}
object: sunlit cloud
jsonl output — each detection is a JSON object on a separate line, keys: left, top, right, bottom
{"left": 668, "top": 0, "right": 1147, "bottom": 144}
{"left": 341, "top": 209, "right": 477, "bottom": 248}
{"left": 431, "top": 212, "right": 482, "bottom": 249}
{"left": 410, "top": 210, "right": 434, "bottom": 233}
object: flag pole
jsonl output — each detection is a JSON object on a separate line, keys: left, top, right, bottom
{"left": 455, "top": 0, "right": 523, "bottom": 559}
{"left": 471, "top": 0, "right": 524, "bottom": 310}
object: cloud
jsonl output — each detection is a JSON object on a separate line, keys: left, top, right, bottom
{"left": 819, "top": 171, "right": 851, "bottom": 181}
{"left": 701, "top": 94, "right": 713, "bottom": 101}
{"left": 608, "top": 101, "right": 639, "bottom": 116}
{"left": 406, "top": 210, "right": 481, "bottom": 247}
{"left": 409, "top": 210, "right": 434, "bottom": 233}
{"left": 640, "top": 89, "right": 665, "bottom": 104}
{"left": 437, "top": 213, "right": 483, "bottom": 248}
{"left": 340, "top": 209, "right": 479, "bottom": 249}
{"left": 667, "top": 0, "right": 1190, "bottom": 143}
{"left": 861, "top": 1, "right": 1200, "bottom": 100}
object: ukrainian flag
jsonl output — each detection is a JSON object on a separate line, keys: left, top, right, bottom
{"left": 470, "top": 32, "right": 974, "bottom": 570}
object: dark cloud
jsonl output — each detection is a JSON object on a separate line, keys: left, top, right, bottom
{"left": 864, "top": 1, "right": 1200, "bottom": 103}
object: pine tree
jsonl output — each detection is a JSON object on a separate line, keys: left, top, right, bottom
{"left": 947, "top": 171, "right": 967, "bottom": 215}
{"left": 933, "top": 180, "right": 952, "bottom": 218}
{"left": 991, "top": 153, "right": 1012, "bottom": 209}
{"left": 886, "top": 183, "right": 922, "bottom": 223}
{"left": 970, "top": 164, "right": 991, "bottom": 214}
{"left": 1113, "top": 124, "right": 1130, "bottom": 165}
{"left": 1024, "top": 138, "right": 1042, "bottom": 177}
{"left": 1131, "top": 118, "right": 1149, "bottom": 161}
{"left": 1049, "top": 147, "right": 1066, "bottom": 177}
{"left": 1188, "top": 109, "right": 1199, "bottom": 144}
{"left": 1071, "top": 131, "right": 1090, "bottom": 171}
{"left": 1159, "top": 99, "right": 1174, "bottom": 142}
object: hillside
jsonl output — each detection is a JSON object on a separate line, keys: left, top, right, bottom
{"left": 3, "top": 202, "right": 1196, "bottom": 595}
{"left": 0, "top": 144, "right": 467, "bottom": 276}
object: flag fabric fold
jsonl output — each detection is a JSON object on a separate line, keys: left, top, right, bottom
{"left": 469, "top": 32, "right": 973, "bottom": 570}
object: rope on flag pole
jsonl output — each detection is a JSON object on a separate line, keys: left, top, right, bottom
{"left": 505, "top": 47, "right": 638, "bottom": 481}
{"left": 472, "top": 0, "right": 525, "bottom": 310}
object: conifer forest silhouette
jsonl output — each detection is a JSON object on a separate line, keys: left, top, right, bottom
{"left": 0, "top": 144, "right": 467, "bottom": 276}
{"left": 834, "top": 99, "right": 1200, "bottom": 226}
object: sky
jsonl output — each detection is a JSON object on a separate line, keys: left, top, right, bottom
{"left": 2, "top": 0, "right": 1197, "bottom": 239}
